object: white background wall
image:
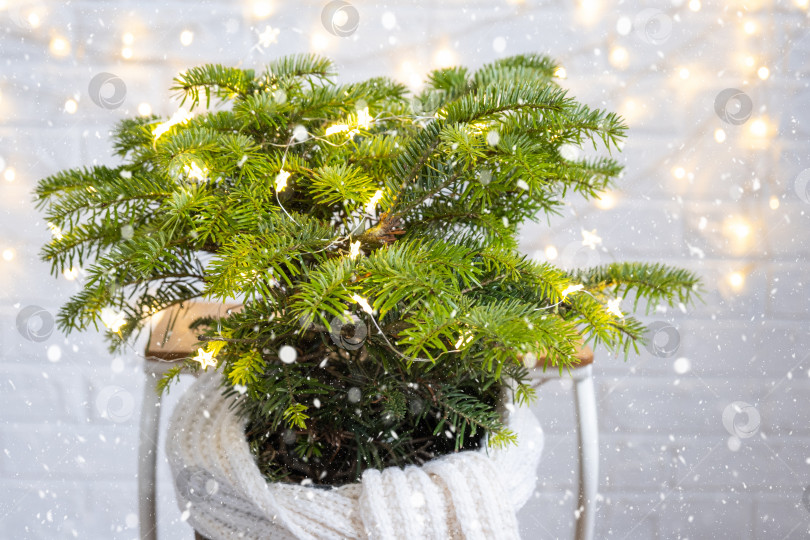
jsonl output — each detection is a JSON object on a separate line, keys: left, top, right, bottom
{"left": 1, "top": 0, "right": 809, "bottom": 538}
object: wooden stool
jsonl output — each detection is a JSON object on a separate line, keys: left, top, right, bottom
{"left": 531, "top": 347, "right": 598, "bottom": 540}
{"left": 138, "top": 303, "right": 238, "bottom": 540}
{"left": 138, "top": 305, "right": 598, "bottom": 540}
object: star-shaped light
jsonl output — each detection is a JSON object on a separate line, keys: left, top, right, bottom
{"left": 357, "top": 107, "right": 373, "bottom": 129}
{"left": 606, "top": 298, "right": 624, "bottom": 318}
{"left": 193, "top": 347, "right": 217, "bottom": 370}
{"left": 256, "top": 25, "right": 280, "bottom": 49}
{"left": 275, "top": 169, "right": 291, "bottom": 192}
{"left": 581, "top": 228, "right": 602, "bottom": 249}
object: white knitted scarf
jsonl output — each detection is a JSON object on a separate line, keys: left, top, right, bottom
{"left": 166, "top": 371, "right": 543, "bottom": 539}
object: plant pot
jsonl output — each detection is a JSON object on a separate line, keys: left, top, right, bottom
{"left": 166, "top": 371, "right": 543, "bottom": 540}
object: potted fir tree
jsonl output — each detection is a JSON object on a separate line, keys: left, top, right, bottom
{"left": 36, "top": 54, "right": 699, "bottom": 538}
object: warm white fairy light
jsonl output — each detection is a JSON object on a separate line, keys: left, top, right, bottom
{"left": 274, "top": 169, "right": 291, "bottom": 192}
{"left": 180, "top": 30, "right": 194, "bottom": 46}
{"left": 121, "top": 47, "right": 133, "bottom": 59}
{"left": 122, "top": 32, "right": 134, "bottom": 45}
{"left": 606, "top": 298, "right": 624, "bottom": 318}
{"left": 183, "top": 161, "right": 208, "bottom": 182}
{"left": 193, "top": 347, "right": 217, "bottom": 369}
{"left": 757, "top": 66, "right": 770, "bottom": 80}
{"left": 616, "top": 17, "right": 632, "bottom": 36}
{"left": 310, "top": 32, "right": 329, "bottom": 52}
{"left": 2, "top": 248, "right": 14, "bottom": 261}
{"left": 594, "top": 192, "right": 617, "bottom": 209}
{"left": 749, "top": 118, "right": 769, "bottom": 138}
{"left": 723, "top": 217, "right": 751, "bottom": 240}
{"left": 100, "top": 307, "right": 127, "bottom": 332}
{"left": 562, "top": 284, "right": 584, "bottom": 298}
{"left": 609, "top": 46, "right": 629, "bottom": 70}
{"left": 348, "top": 240, "right": 361, "bottom": 260}
{"left": 769, "top": 196, "right": 780, "bottom": 210}
{"left": 47, "top": 222, "right": 63, "bottom": 240}
{"left": 796, "top": 0, "right": 809, "bottom": 8}
{"left": 357, "top": 107, "right": 373, "bottom": 129}
{"left": 714, "top": 129, "right": 726, "bottom": 143}
{"left": 352, "top": 294, "right": 374, "bottom": 315}
{"left": 27, "top": 12, "right": 41, "bottom": 29}
{"left": 727, "top": 271, "right": 745, "bottom": 290}
{"left": 688, "top": 0, "right": 701, "bottom": 11}
{"left": 138, "top": 103, "right": 152, "bottom": 116}
{"left": 252, "top": 0, "right": 274, "bottom": 18}
{"left": 153, "top": 109, "right": 193, "bottom": 142}
{"left": 544, "top": 245, "right": 558, "bottom": 260}
{"left": 554, "top": 66, "right": 567, "bottom": 79}
{"left": 672, "top": 167, "right": 686, "bottom": 179}
{"left": 4, "top": 167, "right": 15, "bottom": 182}
{"left": 434, "top": 48, "right": 457, "bottom": 68}
{"left": 581, "top": 228, "right": 602, "bottom": 249}
{"left": 678, "top": 68, "right": 690, "bottom": 80}
{"left": 744, "top": 55, "right": 756, "bottom": 68}
{"left": 63, "top": 267, "right": 79, "bottom": 280}
{"left": 325, "top": 123, "right": 350, "bottom": 136}
{"left": 743, "top": 21, "right": 758, "bottom": 35}
{"left": 365, "top": 189, "right": 383, "bottom": 213}
{"left": 64, "top": 99, "right": 78, "bottom": 114}
{"left": 49, "top": 36, "right": 70, "bottom": 57}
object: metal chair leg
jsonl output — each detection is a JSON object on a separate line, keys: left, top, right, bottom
{"left": 573, "top": 365, "right": 598, "bottom": 540}
{"left": 138, "top": 366, "right": 163, "bottom": 540}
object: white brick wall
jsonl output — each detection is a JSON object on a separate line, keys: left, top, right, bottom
{"left": 1, "top": 1, "right": 808, "bottom": 538}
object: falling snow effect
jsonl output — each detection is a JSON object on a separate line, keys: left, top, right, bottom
{"left": 0, "top": 1, "right": 808, "bottom": 539}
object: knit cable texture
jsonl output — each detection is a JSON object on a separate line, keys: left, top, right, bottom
{"left": 166, "top": 371, "right": 544, "bottom": 539}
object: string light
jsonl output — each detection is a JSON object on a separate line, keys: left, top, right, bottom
{"left": 434, "top": 48, "right": 457, "bottom": 68}
{"left": 49, "top": 36, "right": 70, "bottom": 57}
{"left": 723, "top": 217, "right": 751, "bottom": 240}
{"left": 2, "top": 248, "right": 14, "bottom": 261}
{"left": 561, "top": 284, "right": 584, "bottom": 298}
{"left": 672, "top": 167, "right": 686, "bottom": 179}
{"left": 351, "top": 294, "right": 374, "bottom": 315}
{"left": 193, "top": 347, "right": 217, "bottom": 369}
{"left": 100, "top": 308, "right": 127, "bottom": 332}
{"left": 26, "top": 12, "right": 41, "bottom": 29}
{"left": 749, "top": 118, "right": 769, "bottom": 137}
{"left": 688, "top": 0, "right": 701, "bottom": 11}
{"left": 122, "top": 32, "right": 134, "bottom": 45}
{"left": 121, "top": 47, "right": 133, "bottom": 59}
{"left": 796, "top": 0, "right": 809, "bottom": 8}
{"left": 153, "top": 109, "right": 193, "bottom": 142}
{"left": 594, "top": 192, "right": 617, "bottom": 209}
{"left": 325, "top": 124, "right": 350, "bottom": 136}
{"left": 252, "top": 0, "right": 274, "bottom": 18}
{"left": 365, "top": 189, "right": 383, "bottom": 213}
{"left": 743, "top": 21, "right": 758, "bottom": 35}
{"left": 744, "top": 55, "right": 756, "bottom": 68}
{"left": 356, "top": 107, "right": 373, "bottom": 129}
{"left": 606, "top": 298, "right": 624, "bottom": 318}
{"left": 310, "top": 32, "right": 329, "bottom": 52}
{"left": 609, "top": 46, "right": 629, "bottom": 70}
{"left": 553, "top": 66, "right": 567, "bottom": 79}
{"left": 63, "top": 267, "right": 79, "bottom": 280}
{"left": 4, "top": 167, "right": 15, "bottom": 182}
{"left": 137, "top": 103, "right": 152, "bottom": 116}
{"left": 274, "top": 169, "right": 291, "bottom": 192}
{"left": 757, "top": 66, "right": 770, "bottom": 80}
{"left": 727, "top": 271, "right": 745, "bottom": 291}
{"left": 544, "top": 245, "right": 558, "bottom": 260}
{"left": 714, "top": 129, "right": 726, "bottom": 143}
{"left": 769, "top": 196, "right": 780, "bottom": 210}
{"left": 678, "top": 68, "right": 690, "bottom": 80}
{"left": 64, "top": 99, "right": 78, "bottom": 114}
{"left": 348, "top": 240, "right": 361, "bottom": 259}
{"left": 180, "top": 30, "right": 194, "bottom": 46}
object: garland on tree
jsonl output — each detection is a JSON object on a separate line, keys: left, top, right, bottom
{"left": 36, "top": 53, "right": 700, "bottom": 485}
